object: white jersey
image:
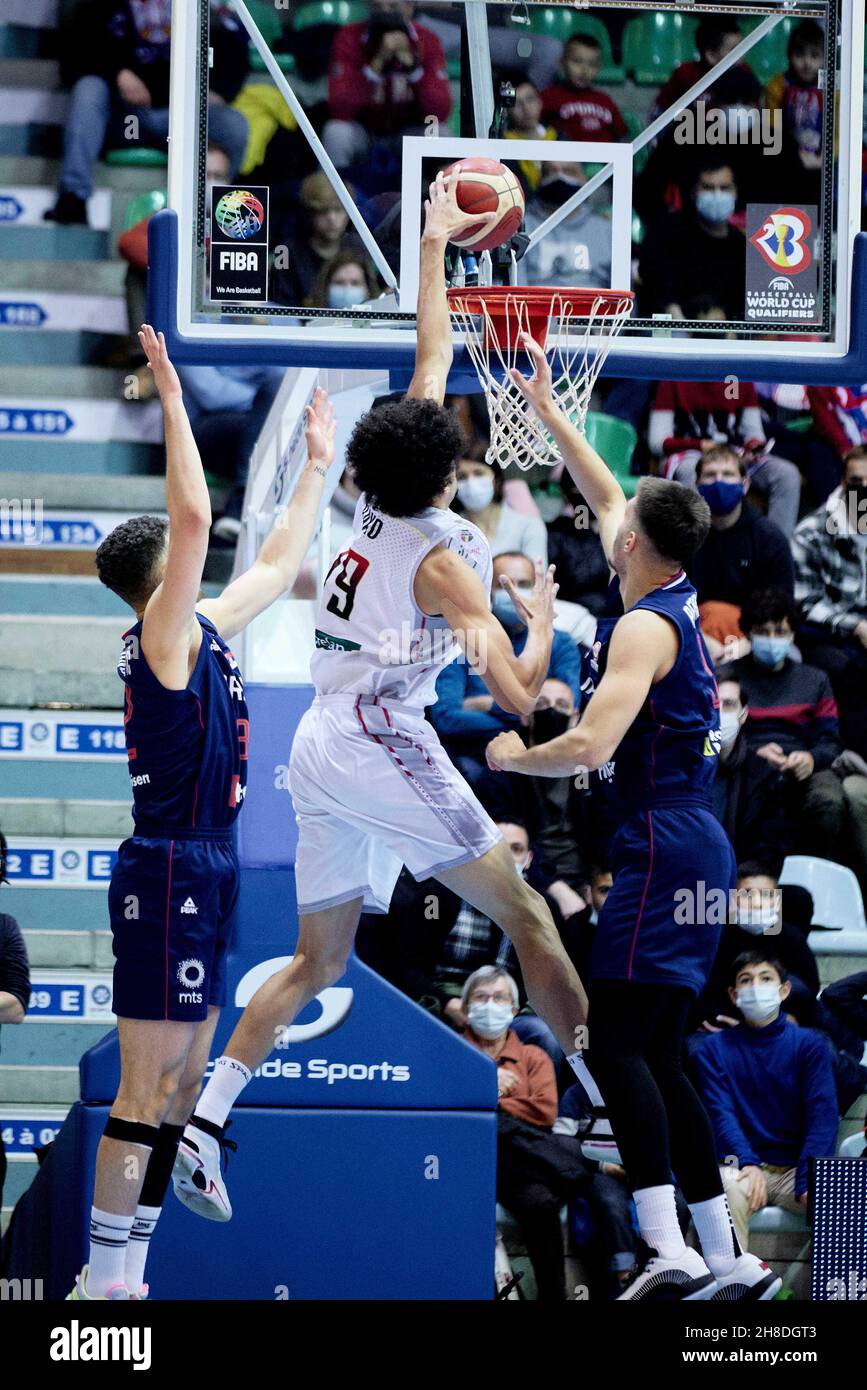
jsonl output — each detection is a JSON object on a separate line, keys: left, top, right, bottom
{"left": 310, "top": 494, "right": 493, "bottom": 709}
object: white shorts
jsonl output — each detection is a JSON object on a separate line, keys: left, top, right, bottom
{"left": 289, "top": 693, "right": 501, "bottom": 914}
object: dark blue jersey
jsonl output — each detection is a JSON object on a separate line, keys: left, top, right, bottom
{"left": 118, "top": 613, "right": 249, "bottom": 832}
{"left": 593, "top": 572, "right": 721, "bottom": 811}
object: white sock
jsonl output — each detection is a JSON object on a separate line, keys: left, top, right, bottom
{"left": 124, "top": 1204, "right": 161, "bottom": 1292}
{"left": 566, "top": 1052, "right": 606, "bottom": 1107}
{"left": 689, "top": 1194, "right": 742, "bottom": 1275}
{"left": 193, "top": 1055, "right": 252, "bottom": 1129}
{"left": 88, "top": 1207, "right": 135, "bottom": 1296}
{"left": 633, "top": 1185, "right": 687, "bottom": 1260}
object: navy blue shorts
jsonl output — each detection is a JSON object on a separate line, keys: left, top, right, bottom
{"left": 590, "top": 802, "right": 737, "bottom": 996}
{"left": 109, "top": 833, "right": 239, "bottom": 1022}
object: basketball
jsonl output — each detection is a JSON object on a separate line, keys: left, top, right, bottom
{"left": 442, "top": 156, "right": 525, "bottom": 253}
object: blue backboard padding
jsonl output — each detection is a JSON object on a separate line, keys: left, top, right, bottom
{"left": 6, "top": 1100, "right": 496, "bottom": 1300}
{"left": 237, "top": 682, "right": 314, "bottom": 869}
{"left": 80, "top": 865, "right": 498, "bottom": 1109}
{"left": 149, "top": 209, "right": 867, "bottom": 386}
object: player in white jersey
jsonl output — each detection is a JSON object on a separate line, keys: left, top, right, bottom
{"left": 174, "top": 172, "right": 590, "bottom": 1218}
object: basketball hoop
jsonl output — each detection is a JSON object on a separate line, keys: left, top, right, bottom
{"left": 446, "top": 286, "right": 634, "bottom": 472}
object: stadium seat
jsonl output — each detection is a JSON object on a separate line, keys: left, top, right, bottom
{"left": 104, "top": 148, "right": 168, "bottom": 167}
{"left": 750, "top": 1205, "right": 808, "bottom": 1234}
{"left": 621, "top": 12, "right": 698, "bottom": 87}
{"left": 122, "top": 189, "right": 167, "bottom": 231}
{"left": 623, "top": 110, "right": 648, "bottom": 176}
{"left": 740, "top": 16, "right": 798, "bottom": 87}
{"left": 293, "top": 0, "right": 369, "bottom": 30}
{"left": 244, "top": 1, "right": 297, "bottom": 71}
{"left": 584, "top": 412, "right": 639, "bottom": 498}
{"left": 779, "top": 856, "right": 867, "bottom": 932}
{"left": 837, "top": 1132, "right": 867, "bottom": 1158}
{"left": 509, "top": 8, "right": 624, "bottom": 84}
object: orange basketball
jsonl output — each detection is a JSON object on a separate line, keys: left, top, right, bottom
{"left": 442, "top": 156, "right": 525, "bottom": 253}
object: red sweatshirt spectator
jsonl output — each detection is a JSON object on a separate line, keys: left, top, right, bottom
{"left": 542, "top": 33, "right": 626, "bottom": 143}
{"left": 324, "top": 1, "right": 451, "bottom": 169}
{"left": 806, "top": 386, "right": 867, "bottom": 461}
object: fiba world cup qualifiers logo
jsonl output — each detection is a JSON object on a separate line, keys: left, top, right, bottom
{"left": 215, "top": 189, "right": 265, "bottom": 242}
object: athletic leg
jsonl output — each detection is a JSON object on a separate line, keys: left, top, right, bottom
{"left": 437, "top": 839, "right": 588, "bottom": 1058}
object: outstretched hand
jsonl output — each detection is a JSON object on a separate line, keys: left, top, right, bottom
{"left": 138, "top": 324, "right": 182, "bottom": 403}
{"left": 305, "top": 387, "right": 336, "bottom": 473}
{"left": 499, "top": 559, "right": 558, "bottom": 631}
{"left": 509, "top": 332, "right": 556, "bottom": 418}
{"left": 422, "top": 167, "right": 500, "bottom": 245}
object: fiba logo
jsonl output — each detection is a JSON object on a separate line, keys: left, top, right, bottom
{"left": 215, "top": 190, "right": 264, "bottom": 241}
{"left": 177, "top": 958, "right": 205, "bottom": 1004}
{"left": 769, "top": 276, "right": 794, "bottom": 294}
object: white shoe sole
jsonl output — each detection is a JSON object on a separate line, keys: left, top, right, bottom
{"left": 173, "top": 1146, "right": 232, "bottom": 1222}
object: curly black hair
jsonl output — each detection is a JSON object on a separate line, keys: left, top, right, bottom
{"left": 740, "top": 586, "right": 797, "bottom": 635}
{"left": 347, "top": 397, "right": 464, "bottom": 517}
{"left": 95, "top": 515, "right": 168, "bottom": 609}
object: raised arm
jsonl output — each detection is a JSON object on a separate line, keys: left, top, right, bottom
{"left": 406, "top": 169, "right": 498, "bottom": 406}
{"left": 510, "top": 333, "right": 627, "bottom": 564}
{"left": 139, "top": 325, "right": 212, "bottom": 686}
{"left": 415, "top": 549, "right": 557, "bottom": 717}
{"left": 485, "top": 609, "right": 677, "bottom": 774}
{"left": 197, "top": 389, "right": 336, "bottom": 640}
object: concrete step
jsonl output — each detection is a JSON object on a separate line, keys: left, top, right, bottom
{"left": 0, "top": 124, "right": 62, "bottom": 157}
{"left": 0, "top": 576, "right": 131, "bottom": 616}
{"left": 0, "top": 364, "right": 130, "bottom": 398}
{"left": 0, "top": 471, "right": 167, "bottom": 510}
{"left": 0, "top": 58, "right": 60, "bottom": 90}
{"left": 0, "top": 762, "right": 128, "bottom": 799}
{"left": 0, "top": 330, "right": 124, "bottom": 365}
{"left": 0, "top": 613, "right": 126, "bottom": 670}
{"left": 0, "top": 23, "right": 58, "bottom": 59}
{"left": 2, "top": 1159, "right": 39, "bottom": 1209}
{"left": 0, "top": 439, "right": 162, "bottom": 474}
{"left": 0, "top": 153, "right": 166, "bottom": 194}
{"left": 0, "top": 222, "right": 108, "bottom": 260}
{"left": 3, "top": 1021, "right": 114, "bottom": 1067}
{"left": 1, "top": 889, "right": 111, "bottom": 934}
{"left": 0, "top": 1065, "right": 80, "bottom": 1105}
{"left": 5, "top": 0, "right": 59, "bottom": 26}
{"left": 22, "top": 929, "right": 114, "bottom": 970}
{"left": 0, "top": 667, "right": 124, "bottom": 706}
{"left": 0, "top": 797, "right": 132, "bottom": 837}
{"left": 0, "top": 258, "right": 127, "bottom": 294}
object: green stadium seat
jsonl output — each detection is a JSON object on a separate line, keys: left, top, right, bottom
{"left": 122, "top": 189, "right": 166, "bottom": 231}
{"left": 293, "top": 1, "right": 368, "bottom": 31}
{"left": 583, "top": 411, "right": 640, "bottom": 497}
{"left": 249, "top": 52, "right": 297, "bottom": 73}
{"left": 105, "top": 148, "right": 168, "bottom": 168}
{"left": 622, "top": 12, "right": 698, "bottom": 87}
{"left": 623, "top": 110, "right": 648, "bottom": 175}
{"left": 508, "top": 7, "right": 624, "bottom": 84}
{"left": 741, "top": 16, "right": 798, "bottom": 86}
{"left": 243, "top": 0, "right": 296, "bottom": 72}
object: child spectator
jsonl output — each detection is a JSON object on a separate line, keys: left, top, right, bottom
{"left": 520, "top": 162, "right": 613, "bottom": 292}
{"left": 505, "top": 80, "right": 560, "bottom": 194}
{"left": 765, "top": 20, "right": 824, "bottom": 198}
{"left": 270, "top": 172, "right": 352, "bottom": 307}
{"left": 654, "top": 16, "right": 761, "bottom": 121}
{"left": 453, "top": 447, "right": 548, "bottom": 566}
{"left": 541, "top": 34, "right": 627, "bottom": 143}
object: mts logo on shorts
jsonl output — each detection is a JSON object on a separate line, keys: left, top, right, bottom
{"left": 177, "top": 958, "right": 205, "bottom": 1004}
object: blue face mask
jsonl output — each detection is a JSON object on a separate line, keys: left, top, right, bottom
{"left": 752, "top": 635, "right": 792, "bottom": 667}
{"left": 698, "top": 479, "right": 745, "bottom": 516}
{"left": 695, "top": 188, "right": 736, "bottom": 225}
{"left": 327, "top": 282, "right": 368, "bottom": 309}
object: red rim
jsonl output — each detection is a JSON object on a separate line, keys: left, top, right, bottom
{"left": 447, "top": 285, "right": 633, "bottom": 350}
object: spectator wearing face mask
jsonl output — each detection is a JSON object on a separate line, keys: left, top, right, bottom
{"left": 453, "top": 445, "right": 548, "bottom": 566}
{"left": 711, "top": 676, "right": 793, "bottom": 863}
{"left": 520, "top": 161, "right": 613, "bottom": 293}
{"left": 686, "top": 445, "right": 794, "bottom": 663}
{"left": 728, "top": 588, "right": 867, "bottom": 877}
{"left": 692, "top": 952, "right": 839, "bottom": 1253}
{"left": 792, "top": 445, "right": 867, "bottom": 760}
{"left": 307, "top": 249, "right": 381, "bottom": 311}
{"left": 638, "top": 156, "right": 746, "bottom": 323}
{"left": 270, "top": 172, "right": 354, "bottom": 309}
{"left": 460, "top": 965, "right": 595, "bottom": 1301}
{"left": 429, "top": 552, "right": 581, "bottom": 807}
{"left": 692, "top": 864, "right": 821, "bottom": 1036}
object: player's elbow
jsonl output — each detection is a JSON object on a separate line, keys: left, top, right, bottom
{"left": 173, "top": 505, "right": 212, "bottom": 539}
{"left": 498, "top": 689, "right": 535, "bottom": 718}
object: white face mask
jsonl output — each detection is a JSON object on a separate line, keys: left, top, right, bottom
{"left": 719, "top": 709, "right": 742, "bottom": 750}
{"left": 467, "top": 1000, "right": 514, "bottom": 1039}
{"left": 457, "top": 476, "right": 495, "bottom": 512}
{"left": 733, "top": 903, "right": 779, "bottom": 934}
{"left": 513, "top": 854, "right": 530, "bottom": 878}
{"left": 736, "top": 983, "right": 781, "bottom": 1022}
{"left": 327, "top": 282, "right": 368, "bottom": 309}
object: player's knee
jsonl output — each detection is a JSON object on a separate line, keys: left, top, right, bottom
{"left": 115, "top": 1064, "right": 184, "bottom": 1127}
{"left": 500, "top": 883, "right": 556, "bottom": 946}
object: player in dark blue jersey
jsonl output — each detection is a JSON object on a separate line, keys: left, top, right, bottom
{"left": 486, "top": 335, "right": 780, "bottom": 1303}
{"left": 66, "top": 326, "right": 335, "bottom": 1301}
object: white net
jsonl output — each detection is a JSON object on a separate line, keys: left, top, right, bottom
{"left": 448, "top": 290, "right": 633, "bottom": 472}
